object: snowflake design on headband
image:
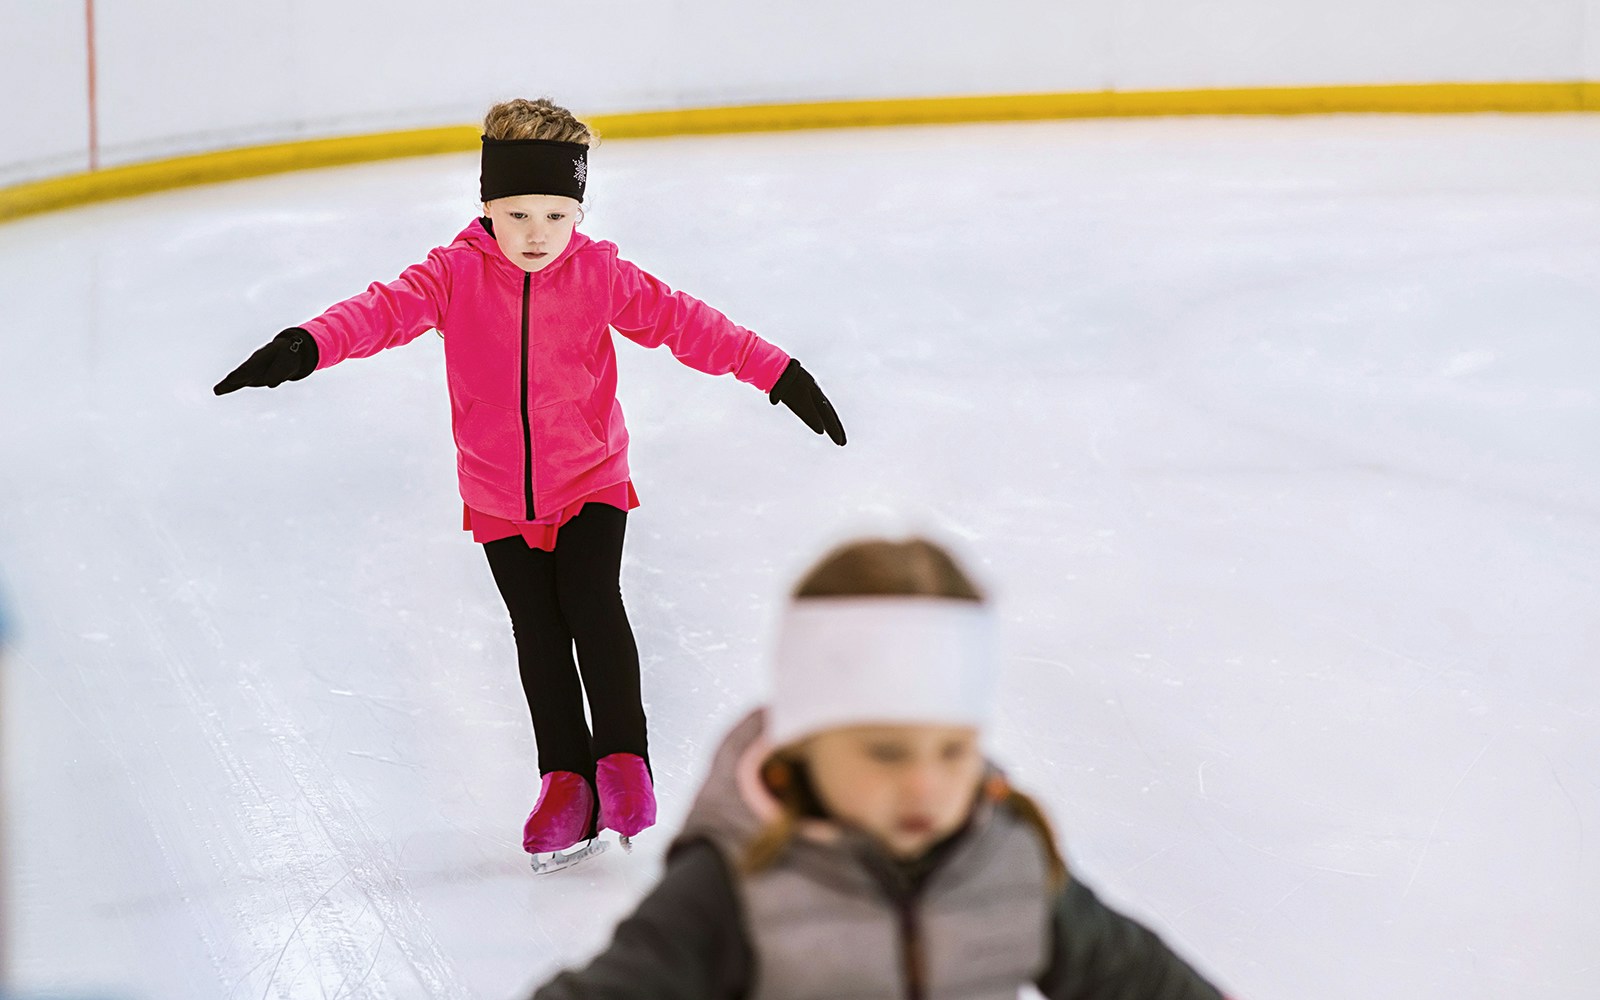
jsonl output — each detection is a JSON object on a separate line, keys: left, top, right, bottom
{"left": 574, "top": 158, "right": 588, "bottom": 185}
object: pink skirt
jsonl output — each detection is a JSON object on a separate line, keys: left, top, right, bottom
{"left": 463, "top": 481, "right": 640, "bottom": 551}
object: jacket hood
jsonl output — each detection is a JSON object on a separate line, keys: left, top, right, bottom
{"left": 674, "top": 709, "right": 781, "bottom": 856}
{"left": 455, "top": 217, "right": 593, "bottom": 277}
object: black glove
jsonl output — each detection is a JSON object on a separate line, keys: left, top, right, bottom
{"left": 769, "top": 359, "right": 846, "bottom": 446}
{"left": 213, "top": 328, "right": 319, "bottom": 395}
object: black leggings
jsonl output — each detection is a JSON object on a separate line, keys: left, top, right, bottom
{"left": 483, "top": 503, "right": 647, "bottom": 785}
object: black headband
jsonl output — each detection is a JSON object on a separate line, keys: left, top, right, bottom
{"left": 480, "top": 137, "right": 588, "bottom": 203}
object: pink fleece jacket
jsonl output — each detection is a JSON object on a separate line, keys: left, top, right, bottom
{"left": 300, "top": 220, "right": 791, "bottom": 520}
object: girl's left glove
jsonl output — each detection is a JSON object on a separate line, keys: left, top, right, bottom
{"left": 769, "top": 359, "right": 846, "bottom": 446}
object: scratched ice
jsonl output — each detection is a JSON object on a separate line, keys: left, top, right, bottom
{"left": 2, "top": 116, "right": 1597, "bottom": 1000}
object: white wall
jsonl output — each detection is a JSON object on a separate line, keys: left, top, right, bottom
{"left": 1107, "top": 0, "right": 1584, "bottom": 90}
{"left": 3, "top": 0, "right": 1597, "bottom": 186}
{"left": 1, "top": 0, "right": 91, "bottom": 183}
{"left": 1584, "top": 0, "right": 1600, "bottom": 77}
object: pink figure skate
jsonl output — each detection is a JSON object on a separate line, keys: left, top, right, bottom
{"left": 596, "top": 752, "right": 657, "bottom": 851}
{"left": 523, "top": 771, "right": 602, "bottom": 873}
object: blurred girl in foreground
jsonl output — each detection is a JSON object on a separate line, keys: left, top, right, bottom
{"left": 531, "top": 536, "right": 1231, "bottom": 999}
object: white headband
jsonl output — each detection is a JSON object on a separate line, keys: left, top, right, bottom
{"left": 767, "top": 596, "right": 997, "bottom": 748}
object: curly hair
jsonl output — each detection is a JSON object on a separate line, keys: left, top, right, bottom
{"left": 482, "top": 97, "right": 597, "bottom": 146}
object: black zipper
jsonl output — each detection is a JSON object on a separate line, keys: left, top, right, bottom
{"left": 896, "top": 891, "right": 926, "bottom": 1000}
{"left": 519, "top": 272, "right": 536, "bottom": 520}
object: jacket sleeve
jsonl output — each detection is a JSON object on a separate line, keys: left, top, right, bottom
{"left": 530, "top": 839, "right": 752, "bottom": 1000}
{"left": 299, "top": 249, "right": 451, "bottom": 370}
{"left": 1035, "top": 877, "right": 1228, "bottom": 1000}
{"left": 607, "top": 255, "right": 790, "bottom": 393}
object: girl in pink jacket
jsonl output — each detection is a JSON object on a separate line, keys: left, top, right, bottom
{"left": 214, "top": 98, "right": 846, "bottom": 869}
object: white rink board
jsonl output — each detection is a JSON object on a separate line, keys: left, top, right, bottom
{"left": 4, "top": 0, "right": 1600, "bottom": 183}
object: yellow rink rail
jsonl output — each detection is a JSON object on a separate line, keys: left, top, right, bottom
{"left": 3, "top": 81, "right": 1597, "bottom": 223}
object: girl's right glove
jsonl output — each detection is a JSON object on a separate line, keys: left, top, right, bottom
{"left": 769, "top": 359, "right": 846, "bottom": 446}
{"left": 213, "top": 328, "right": 319, "bottom": 395}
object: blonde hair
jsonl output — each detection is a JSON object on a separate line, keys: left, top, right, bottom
{"left": 483, "top": 97, "right": 597, "bottom": 145}
{"left": 744, "top": 537, "right": 1067, "bottom": 887}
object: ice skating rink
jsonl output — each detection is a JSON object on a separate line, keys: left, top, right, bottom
{"left": 2, "top": 115, "right": 1597, "bottom": 1000}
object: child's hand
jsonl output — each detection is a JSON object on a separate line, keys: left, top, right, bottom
{"left": 769, "top": 359, "right": 846, "bottom": 446}
{"left": 213, "top": 329, "right": 319, "bottom": 395}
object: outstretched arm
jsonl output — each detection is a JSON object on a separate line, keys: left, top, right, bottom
{"left": 607, "top": 255, "right": 789, "bottom": 390}
{"left": 214, "top": 251, "right": 449, "bottom": 394}
{"left": 299, "top": 251, "right": 450, "bottom": 369}
{"left": 530, "top": 840, "right": 751, "bottom": 1000}
{"left": 1036, "top": 877, "right": 1229, "bottom": 1000}
{"left": 608, "top": 256, "right": 844, "bottom": 444}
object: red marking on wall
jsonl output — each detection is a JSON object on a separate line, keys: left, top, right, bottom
{"left": 86, "top": 0, "right": 99, "bottom": 170}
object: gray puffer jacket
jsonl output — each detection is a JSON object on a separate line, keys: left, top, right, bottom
{"left": 532, "top": 710, "right": 1227, "bottom": 1000}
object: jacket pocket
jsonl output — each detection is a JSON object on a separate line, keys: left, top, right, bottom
{"left": 453, "top": 397, "right": 521, "bottom": 487}
{"left": 535, "top": 400, "right": 609, "bottom": 473}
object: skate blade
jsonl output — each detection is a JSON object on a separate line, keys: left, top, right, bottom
{"left": 619, "top": 835, "right": 633, "bottom": 854}
{"left": 529, "top": 839, "right": 608, "bottom": 875}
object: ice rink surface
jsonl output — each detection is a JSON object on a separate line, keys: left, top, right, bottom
{"left": 2, "top": 115, "right": 1598, "bottom": 999}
